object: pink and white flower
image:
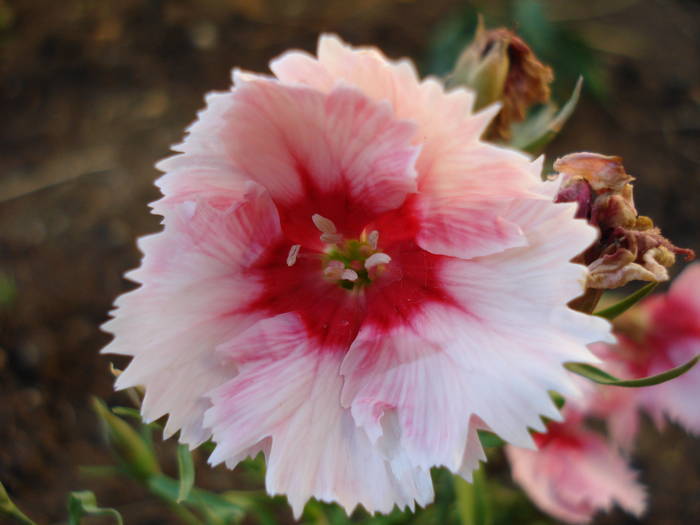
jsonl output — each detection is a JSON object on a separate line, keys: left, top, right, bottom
{"left": 103, "top": 35, "right": 611, "bottom": 516}
{"left": 506, "top": 408, "right": 646, "bottom": 524}
{"left": 595, "top": 263, "right": 700, "bottom": 434}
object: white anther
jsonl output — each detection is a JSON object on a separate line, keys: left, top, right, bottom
{"left": 365, "top": 252, "right": 391, "bottom": 270}
{"left": 286, "top": 244, "right": 301, "bottom": 267}
{"left": 312, "top": 214, "right": 337, "bottom": 234}
{"left": 341, "top": 269, "right": 359, "bottom": 282}
{"left": 320, "top": 232, "right": 343, "bottom": 244}
{"left": 368, "top": 230, "right": 379, "bottom": 250}
{"left": 324, "top": 260, "right": 345, "bottom": 280}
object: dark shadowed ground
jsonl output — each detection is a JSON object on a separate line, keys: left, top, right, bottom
{"left": 1, "top": 0, "right": 698, "bottom": 523}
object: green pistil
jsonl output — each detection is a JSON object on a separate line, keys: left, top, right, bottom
{"left": 326, "top": 239, "right": 374, "bottom": 289}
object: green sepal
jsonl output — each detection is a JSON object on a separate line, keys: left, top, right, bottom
{"left": 594, "top": 282, "right": 658, "bottom": 320}
{"left": 565, "top": 355, "right": 699, "bottom": 387}
{"left": 177, "top": 444, "right": 196, "bottom": 503}
{"left": 68, "top": 491, "right": 123, "bottom": 525}
{"left": 510, "top": 76, "right": 582, "bottom": 154}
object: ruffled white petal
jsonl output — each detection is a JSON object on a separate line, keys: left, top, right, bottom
{"left": 205, "top": 313, "right": 433, "bottom": 518}
{"left": 102, "top": 183, "right": 281, "bottom": 445}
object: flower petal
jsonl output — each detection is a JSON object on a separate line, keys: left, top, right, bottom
{"left": 506, "top": 429, "right": 646, "bottom": 524}
{"left": 205, "top": 313, "right": 433, "bottom": 518}
{"left": 102, "top": 184, "right": 281, "bottom": 445}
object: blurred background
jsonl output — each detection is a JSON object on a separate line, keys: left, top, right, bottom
{"left": 0, "top": 0, "right": 698, "bottom": 523}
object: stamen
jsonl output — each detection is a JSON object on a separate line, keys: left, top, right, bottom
{"left": 341, "top": 269, "right": 359, "bottom": 282}
{"left": 320, "top": 233, "right": 343, "bottom": 244}
{"left": 368, "top": 230, "right": 379, "bottom": 250}
{"left": 312, "top": 214, "right": 337, "bottom": 234}
{"left": 365, "top": 252, "right": 391, "bottom": 270}
{"left": 286, "top": 244, "right": 301, "bottom": 266}
{"left": 324, "top": 260, "right": 345, "bottom": 280}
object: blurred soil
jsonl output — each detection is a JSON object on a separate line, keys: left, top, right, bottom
{"left": 0, "top": 0, "right": 699, "bottom": 523}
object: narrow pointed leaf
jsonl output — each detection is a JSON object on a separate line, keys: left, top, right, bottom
{"left": 176, "top": 444, "right": 195, "bottom": 503}
{"left": 513, "top": 76, "right": 582, "bottom": 154}
{"left": 565, "top": 355, "right": 699, "bottom": 387}
{"left": 594, "top": 282, "right": 658, "bottom": 320}
{"left": 92, "top": 397, "right": 160, "bottom": 479}
{"left": 147, "top": 474, "right": 245, "bottom": 523}
{"left": 68, "top": 491, "right": 123, "bottom": 525}
{"left": 0, "top": 482, "right": 37, "bottom": 525}
{"left": 111, "top": 406, "right": 143, "bottom": 420}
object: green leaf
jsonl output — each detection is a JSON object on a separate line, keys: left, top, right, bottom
{"left": 477, "top": 430, "right": 504, "bottom": 448}
{"left": 147, "top": 474, "right": 245, "bottom": 524}
{"left": 565, "top": 355, "right": 699, "bottom": 387}
{"left": 177, "top": 444, "right": 195, "bottom": 503}
{"left": 0, "top": 481, "right": 37, "bottom": 525}
{"left": 454, "top": 467, "right": 491, "bottom": 525}
{"left": 549, "top": 390, "right": 566, "bottom": 409}
{"left": 67, "top": 491, "right": 123, "bottom": 525}
{"left": 594, "top": 282, "right": 658, "bottom": 320}
{"left": 111, "top": 406, "right": 144, "bottom": 420}
{"left": 92, "top": 397, "right": 160, "bottom": 480}
{"left": 511, "top": 77, "right": 583, "bottom": 154}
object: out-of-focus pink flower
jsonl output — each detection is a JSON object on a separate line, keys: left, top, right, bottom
{"left": 103, "top": 35, "right": 611, "bottom": 516}
{"left": 506, "top": 408, "right": 646, "bottom": 524}
{"left": 597, "top": 263, "right": 700, "bottom": 434}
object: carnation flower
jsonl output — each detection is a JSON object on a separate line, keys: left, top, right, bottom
{"left": 103, "top": 35, "right": 611, "bottom": 516}
{"left": 595, "top": 263, "right": 700, "bottom": 434}
{"left": 506, "top": 407, "right": 646, "bottom": 524}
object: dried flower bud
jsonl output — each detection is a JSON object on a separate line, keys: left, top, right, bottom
{"left": 554, "top": 153, "right": 633, "bottom": 192}
{"left": 554, "top": 152, "right": 695, "bottom": 289}
{"left": 447, "top": 20, "right": 553, "bottom": 140}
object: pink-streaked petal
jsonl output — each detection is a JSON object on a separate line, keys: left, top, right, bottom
{"left": 271, "top": 35, "right": 507, "bottom": 188}
{"left": 506, "top": 428, "right": 646, "bottom": 524}
{"left": 341, "top": 183, "right": 610, "bottom": 470}
{"left": 415, "top": 198, "right": 527, "bottom": 259}
{"left": 668, "top": 262, "right": 700, "bottom": 311}
{"left": 220, "top": 76, "right": 419, "bottom": 236}
{"left": 414, "top": 148, "right": 543, "bottom": 259}
{"left": 205, "top": 313, "right": 433, "bottom": 517}
{"left": 102, "top": 185, "right": 281, "bottom": 445}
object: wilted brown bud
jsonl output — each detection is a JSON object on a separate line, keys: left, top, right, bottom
{"left": 447, "top": 20, "right": 553, "bottom": 140}
{"left": 554, "top": 152, "right": 695, "bottom": 289}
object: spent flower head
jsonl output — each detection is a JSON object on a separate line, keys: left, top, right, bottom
{"left": 554, "top": 152, "right": 694, "bottom": 289}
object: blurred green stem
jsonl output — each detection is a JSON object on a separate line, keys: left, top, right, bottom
{"left": 454, "top": 467, "right": 491, "bottom": 525}
{"left": 0, "top": 482, "right": 37, "bottom": 525}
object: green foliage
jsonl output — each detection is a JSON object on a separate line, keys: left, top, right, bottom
{"left": 509, "top": 77, "right": 582, "bottom": 154}
{"left": 177, "top": 444, "right": 196, "bottom": 503}
{"left": 565, "top": 356, "right": 699, "bottom": 387}
{"left": 0, "top": 481, "right": 37, "bottom": 525}
{"left": 594, "top": 282, "right": 658, "bottom": 320}
{"left": 92, "top": 397, "right": 161, "bottom": 480}
{"left": 68, "top": 491, "right": 123, "bottom": 525}
{"left": 454, "top": 467, "right": 491, "bottom": 525}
